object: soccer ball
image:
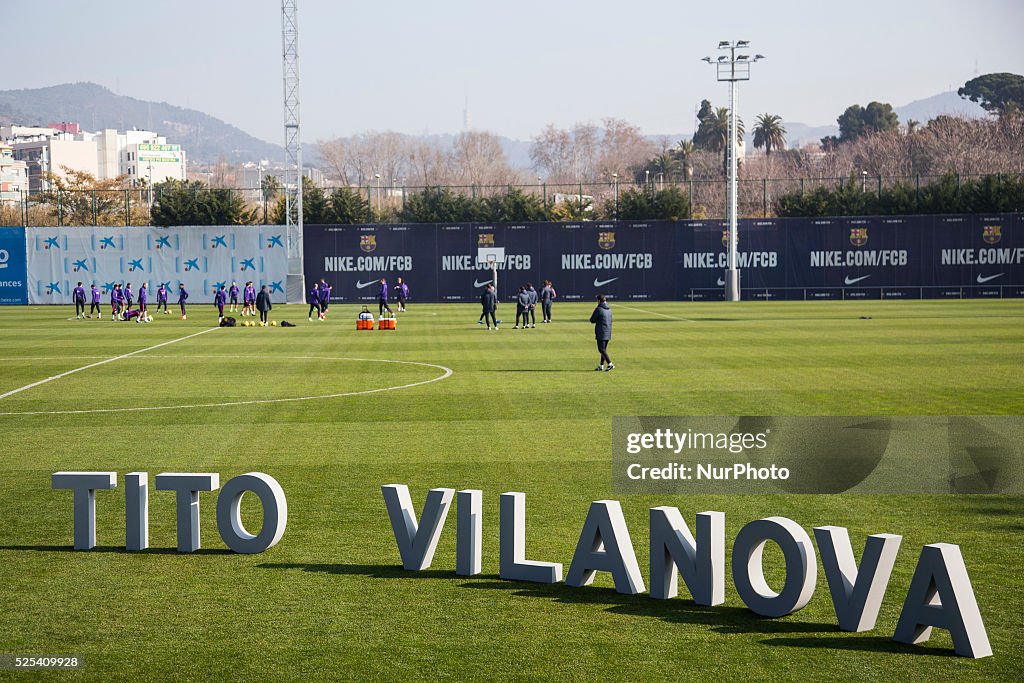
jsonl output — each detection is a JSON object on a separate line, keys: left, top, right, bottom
{"left": 270, "top": 320, "right": 277, "bottom": 327}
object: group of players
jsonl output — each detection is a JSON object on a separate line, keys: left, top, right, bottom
{"left": 478, "top": 280, "right": 556, "bottom": 330}
{"left": 71, "top": 279, "right": 268, "bottom": 323}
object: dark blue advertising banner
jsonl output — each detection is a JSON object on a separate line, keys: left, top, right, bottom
{"left": 303, "top": 214, "right": 1024, "bottom": 302}
{"left": 0, "top": 226, "right": 28, "bottom": 305}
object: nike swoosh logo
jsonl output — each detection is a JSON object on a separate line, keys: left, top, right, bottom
{"left": 474, "top": 279, "right": 493, "bottom": 288}
{"left": 716, "top": 278, "right": 725, "bottom": 286}
{"left": 976, "top": 273, "right": 1003, "bottom": 284}
{"left": 355, "top": 280, "right": 378, "bottom": 289}
{"left": 594, "top": 277, "right": 619, "bottom": 287}
{"left": 844, "top": 275, "right": 871, "bottom": 285}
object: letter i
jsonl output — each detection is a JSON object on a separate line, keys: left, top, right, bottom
{"left": 126, "top": 472, "right": 149, "bottom": 551}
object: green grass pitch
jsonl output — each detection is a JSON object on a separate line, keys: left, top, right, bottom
{"left": 1, "top": 300, "right": 1022, "bottom": 680}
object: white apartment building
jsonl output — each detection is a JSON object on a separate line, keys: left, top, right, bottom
{"left": 0, "top": 144, "right": 29, "bottom": 202}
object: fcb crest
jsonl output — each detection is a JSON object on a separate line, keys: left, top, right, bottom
{"left": 598, "top": 231, "right": 616, "bottom": 250}
{"left": 477, "top": 233, "right": 495, "bottom": 247}
{"left": 849, "top": 228, "right": 868, "bottom": 247}
{"left": 360, "top": 235, "right": 377, "bottom": 253}
{"left": 982, "top": 225, "right": 1001, "bottom": 245}
{"left": 721, "top": 230, "right": 738, "bottom": 247}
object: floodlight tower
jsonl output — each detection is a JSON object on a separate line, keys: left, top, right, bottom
{"left": 702, "top": 41, "right": 764, "bottom": 302}
{"left": 282, "top": 0, "right": 304, "bottom": 302}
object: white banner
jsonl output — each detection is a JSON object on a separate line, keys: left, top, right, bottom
{"left": 26, "top": 226, "right": 288, "bottom": 304}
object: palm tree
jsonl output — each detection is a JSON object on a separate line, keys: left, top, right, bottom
{"left": 674, "top": 140, "right": 696, "bottom": 180}
{"left": 752, "top": 113, "right": 787, "bottom": 156}
{"left": 705, "top": 108, "right": 744, "bottom": 176}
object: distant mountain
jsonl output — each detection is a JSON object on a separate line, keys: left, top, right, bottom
{"left": 894, "top": 90, "right": 988, "bottom": 124}
{"left": 0, "top": 82, "right": 291, "bottom": 165}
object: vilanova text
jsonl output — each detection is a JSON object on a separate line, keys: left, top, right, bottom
{"left": 50, "top": 473, "right": 991, "bottom": 659}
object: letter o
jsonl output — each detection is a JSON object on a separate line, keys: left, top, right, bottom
{"left": 732, "top": 516, "right": 816, "bottom": 617}
{"left": 216, "top": 472, "right": 287, "bottom": 553}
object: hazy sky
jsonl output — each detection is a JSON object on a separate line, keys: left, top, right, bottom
{"left": 3, "top": 0, "right": 1023, "bottom": 144}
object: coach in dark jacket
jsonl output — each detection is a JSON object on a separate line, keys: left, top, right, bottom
{"left": 480, "top": 284, "right": 498, "bottom": 330}
{"left": 256, "top": 285, "right": 272, "bottom": 325}
{"left": 589, "top": 295, "right": 614, "bottom": 371}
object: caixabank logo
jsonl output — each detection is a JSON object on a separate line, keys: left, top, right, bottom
{"left": 261, "top": 233, "right": 284, "bottom": 250}
{"left": 177, "top": 256, "right": 208, "bottom": 273}
{"left": 205, "top": 233, "right": 236, "bottom": 250}
{"left": 92, "top": 235, "right": 125, "bottom": 251}
{"left": 231, "top": 256, "right": 263, "bottom": 273}
{"left": 36, "top": 235, "right": 67, "bottom": 251}
{"left": 66, "top": 257, "right": 97, "bottom": 274}
{"left": 122, "top": 257, "right": 152, "bottom": 273}
{"left": 39, "top": 279, "right": 69, "bottom": 297}
{"left": 148, "top": 234, "right": 179, "bottom": 251}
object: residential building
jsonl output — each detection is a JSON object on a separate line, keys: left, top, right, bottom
{"left": 0, "top": 144, "right": 29, "bottom": 202}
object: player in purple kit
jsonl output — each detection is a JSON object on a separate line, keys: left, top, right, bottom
{"left": 377, "top": 278, "right": 393, "bottom": 317}
{"left": 156, "top": 283, "right": 169, "bottom": 314}
{"left": 124, "top": 283, "right": 134, "bottom": 311}
{"left": 318, "top": 278, "right": 331, "bottom": 319}
{"left": 393, "top": 277, "right": 409, "bottom": 312}
{"left": 243, "top": 281, "right": 256, "bottom": 317}
{"left": 88, "top": 283, "right": 101, "bottom": 319}
{"left": 308, "top": 282, "right": 321, "bottom": 321}
{"left": 228, "top": 281, "right": 240, "bottom": 312}
{"left": 178, "top": 283, "right": 189, "bottom": 319}
{"left": 138, "top": 282, "right": 148, "bottom": 319}
{"left": 214, "top": 285, "right": 227, "bottom": 321}
{"left": 73, "top": 281, "right": 86, "bottom": 319}
{"left": 111, "top": 284, "right": 125, "bottom": 320}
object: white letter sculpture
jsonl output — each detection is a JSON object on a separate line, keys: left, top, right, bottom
{"left": 499, "top": 492, "right": 562, "bottom": 583}
{"left": 893, "top": 543, "right": 992, "bottom": 658}
{"left": 456, "top": 489, "right": 483, "bottom": 576}
{"left": 155, "top": 473, "right": 220, "bottom": 552}
{"left": 566, "top": 500, "right": 645, "bottom": 594}
{"left": 51, "top": 472, "right": 117, "bottom": 550}
{"left": 649, "top": 507, "right": 725, "bottom": 605}
{"left": 216, "top": 473, "right": 288, "bottom": 554}
{"left": 813, "top": 526, "right": 901, "bottom": 631}
{"left": 732, "top": 516, "right": 817, "bottom": 617}
{"left": 381, "top": 484, "right": 454, "bottom": 570}
{"left": 125, "top": 472, "right": 149, "bottom": 551}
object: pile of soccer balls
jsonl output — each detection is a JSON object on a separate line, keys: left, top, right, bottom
{"left": 241, "top": 320, "right": 277, "bottom": 327}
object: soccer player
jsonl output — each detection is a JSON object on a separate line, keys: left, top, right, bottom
{"left": 590, "top": 294, "right": 614, "bottom": 371}
{"left": 138, "top": 282, "right": 148, "bottom": 319}
{"left": 255, "top": 285, "right": 272, "bottom": 326}
{"left": 243, "top": 281, "right": 256, "bottom": 317}
{"left": 378, "top": 278, "right": 393, "bottom": 317}
{"left": 514, "top": 286, "right": 530, "bottom": 330}
{"left": 214, "top": 285, "right": 227, "bottom": 322}
{"left": 88, "top": 283, "right": 101, "bottom": 319}
{"left": 481, "top": 283, "right": 498, "bottom": 330}
{"left": 308, "top": 282, "right": 321, "bottom": 321}
{"left": 540, "top": 280, "right": 557, "bottom": 323}
{"left": 124, "top": 283, "right": 134, "bottom": 311}
{"left": 72, "top": 281, "right": 86, "bottom": 319}
{"left": 111, "top": 284, "right": 124, "bottom": 320}
{"left": 228, "top": 281, "right": 240, "bottom": 312}
{"left": 178, "top": 283, "right": 189, "bottom": 319}
{"left": 318, "top": 278, "right": 331, "bottom": 319}
{"left": 526, "top": 282, "right": 538, "bottom": 328}
{"left": 156, "top": 283, "right": 169, "bottom": 314}
{"left": 394, "top": 277, "right": 409, "bottom": 312}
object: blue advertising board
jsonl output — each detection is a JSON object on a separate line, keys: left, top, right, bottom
{"left": 0, "top": 226, "right": 28, "bottom": 305}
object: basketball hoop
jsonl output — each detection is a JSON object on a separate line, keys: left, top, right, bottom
{"left": 477, "top": 247, "right": 506, "bottom": 299}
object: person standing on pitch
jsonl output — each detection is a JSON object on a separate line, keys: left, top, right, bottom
{"left": 540, "top": 280, "right": 556, "bottom": 323}
{"left": 243, "top": 281, "right": 256, "bottom": 317}
{"left": 214, "top": 285, "right": 227, "bottom": 322}
{"left": 124, "top": 282, "right": 134, "bottom": 311}
{"left": 318, "top": 278, "right": 331, "bottom": 319}
{"left": 88, "top": 283, "right": 101, "bottom": 319}
{"left": 378, "top": 277, "right": 393, "bottom": 317}
{"left": 156, "top": 283, "right": 169, "bottom": 314}
{"left": 256, "top": 284, "right": 272, "bottom": 326}
{"left": 481, "top": 283, "right": 498, "bottom": 330}
{"left": 229, "top": 281, "right": 240, "bottom": 313}
{"left": 111, "top": 283, "right": 125, "bottom": 320}
{"left": 515, "top": 286, "right": 531, "bottom": 330}
{"left": 178, "top": 282, "right": 189, "bottom": 319}
{"left": 308, "top": 281, "right": 321, "bottom": 321}
{"left": 526, "top": 282, "right": 538, "bottom": 328}
{"left": 394, "top": 277, "right": 409, "bottom": 312}
{"left": 138, "top": 282, "right": 148, "bottom": 319}
{"left": 73, "top": 281, "right": 86, "bottom": 319}
{"left": 590, "top": 295, "right": 614, "bottom": 371}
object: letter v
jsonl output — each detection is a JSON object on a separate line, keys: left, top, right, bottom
{"left": 382, "top": 484, "right": 455, "bottom": 570}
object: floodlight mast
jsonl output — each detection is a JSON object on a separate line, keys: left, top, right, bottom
{"left": 282, "top": 0, "right": 304, "bottom": 302}
{"left": 702, "top": 41, "right": 763, "bottom": 302}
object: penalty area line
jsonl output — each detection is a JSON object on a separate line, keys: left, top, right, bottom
{"left": 0, "top": 327, "right": 221, "bottom": 402}
{"left": 613, "top": 303, "right": 695, "bottom": 322}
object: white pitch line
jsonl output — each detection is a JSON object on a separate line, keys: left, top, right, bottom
{"left": 0, "top": 357, "right": 453, "bottom": 416}
{"left": 0, "top": 327, "right": 221, "bottom": 402}
{"left": 613, "top": 303, "right": 696, "bottom": 322}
